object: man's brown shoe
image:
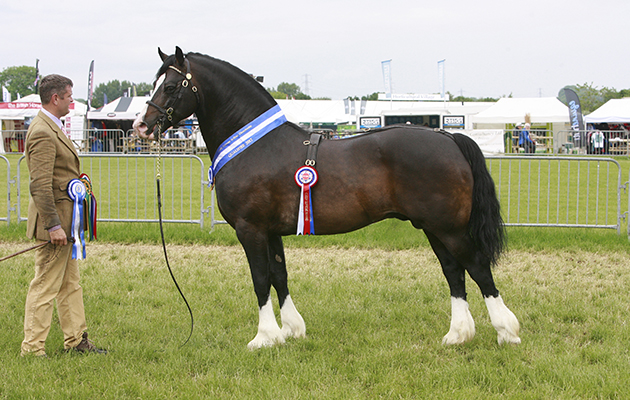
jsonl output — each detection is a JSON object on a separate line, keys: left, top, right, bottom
{"left": 71, "top": 332, "right": 107, "bottom": 354}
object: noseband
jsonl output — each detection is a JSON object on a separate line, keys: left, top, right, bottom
{"left": 147, "top": 58, "right": 200, "bottom": 135}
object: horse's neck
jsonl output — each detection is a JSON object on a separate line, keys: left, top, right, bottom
{"left": 195, "top": 71, "right": 277, "bottom": 157}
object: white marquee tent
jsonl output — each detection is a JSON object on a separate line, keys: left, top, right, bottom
{"left": 472, "top": 97, "right": 570, "bottom": 126}
{"left": 276, "top": 99, "right": 492, "bottom": 129}
{"left": 584, "top": 98, "right": 630, "bottom": 124}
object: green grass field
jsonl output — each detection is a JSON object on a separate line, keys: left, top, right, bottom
{"left": 1, "top": 153, "right": 630, "bottom": 399}
{"left": 1, "top": 220, "right": 630, "bottom": 399}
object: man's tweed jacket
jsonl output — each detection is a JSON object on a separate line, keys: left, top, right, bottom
{"left": 24, "top": 110, "right": 80, "bottom": 241}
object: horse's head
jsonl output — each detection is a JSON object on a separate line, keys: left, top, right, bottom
{"left": 133, "top": 47, "right": 200, "bottom": 139}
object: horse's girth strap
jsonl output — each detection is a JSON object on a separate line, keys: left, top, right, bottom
{"left": 303, "top": 133, "right": 322, "bottom": 167}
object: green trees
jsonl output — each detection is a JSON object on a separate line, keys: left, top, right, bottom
{"left": 91, "top": 80, "right": 153, "bottom": 108}
{"left": 267, "top": 82, "right": 311, "bottom": 100}
{"left": 558, "top": 83, "right": 630, "bottom": 114}
{"left": 0, "top": 66, "right": 38, "bottom": 99}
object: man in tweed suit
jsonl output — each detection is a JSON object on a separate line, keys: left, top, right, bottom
{"left": 21, "top": 74, "right": 105, "bottom": 357}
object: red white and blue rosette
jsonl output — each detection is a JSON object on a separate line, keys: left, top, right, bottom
{"left": 295, "top": 166, "right": 318, "bottom": 235}
{"left": 67, "top": 179, "right": 86, "bottom": 260}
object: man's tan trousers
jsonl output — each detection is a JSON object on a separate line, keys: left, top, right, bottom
{"left": 21, "top": 242, "right": 86, "bottom": 356}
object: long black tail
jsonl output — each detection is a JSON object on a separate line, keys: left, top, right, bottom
{"left": 451, "top": 133, "right": 506, "bottom": 266}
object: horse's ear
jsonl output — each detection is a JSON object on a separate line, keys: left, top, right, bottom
{"left": 158, "top": 47, "right": 168, "bottom": 62}
{"left": 175, "top": 46, "right": 185, "bottom": 65}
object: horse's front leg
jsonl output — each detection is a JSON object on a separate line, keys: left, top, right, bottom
{"left": 236, "top": 227, "right": 285, "bottom": 350}
{"left": 268, "top": 235, "right": 306, "bottom": 340}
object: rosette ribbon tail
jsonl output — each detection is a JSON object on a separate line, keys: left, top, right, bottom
{"left": 79, "top": 173, "right": 97, "bottom": 241}
{"left": 90, "top": 193, "right": 97, "bottom": 240}
{"left": 68, "top": 179, "right": 87, "bottom": 260}
{"left": 295, "top": 166, "right": 318, "bottom": 235}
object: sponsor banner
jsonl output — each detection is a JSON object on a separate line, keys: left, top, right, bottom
{"left": 381, "top": 59, "right": 392, "bottom": 98}
{"left": 0, "top": 102, "right": 75, "bottom": 110}
{"left": 2, "top": 86, "right": 10, "bottom": 102}
{"left": 359, "top": 117, "right": 382, "bottom": 129}
{"left": 447, "top": 129, "right": 505, "bottom": 154}
{"left": 563, "top": 88, "right": 585, "bottom": 147}
{"left": 377, "top": 93, "right": 449, "bottom": 101}
{"left": 87, "top": 60, "right": 95, "bottom": 111}
{"left": 443, "top": 115, "right": 465, "bottom": 129}
{"left": 438, "top": 59, "right": 445, "bottom": 99}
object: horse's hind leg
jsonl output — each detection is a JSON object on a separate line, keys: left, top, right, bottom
{"left": 236, "top": 227, "right": 285, "bottom": 349}
{"left": 268, "top": 235, "right": 306, "bottom": 340}
{"left": 441, "top": 234, "right": 521, "bottom": 345}
{"left": 465, "top": 257, "right": 521, "bottom": 345}
{"left": 425, "top": 232, "right": 476, "bottom": 345}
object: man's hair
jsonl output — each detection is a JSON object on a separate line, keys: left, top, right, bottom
{"left": 39, "top": 74, "right": 73, "bottom": 105}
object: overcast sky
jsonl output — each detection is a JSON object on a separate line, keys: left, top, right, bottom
{"left": 1, "top": 0, "right": 628, "bottom": 102}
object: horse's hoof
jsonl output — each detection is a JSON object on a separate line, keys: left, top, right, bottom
{"left": 247, "top": 331, "right": 285, "bottom": 350}
{"left": 497, "top": 332, "right": 521, "bottom": 345}
{"left": 280, "top": 295, "right": 306, "bottom": 340}
{"left": 442, "top": 328, "right": 475, "bottom": 345}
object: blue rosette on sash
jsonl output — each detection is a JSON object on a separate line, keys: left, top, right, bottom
{"left": 67, "top": 179, "right": 87, "bottom": 260}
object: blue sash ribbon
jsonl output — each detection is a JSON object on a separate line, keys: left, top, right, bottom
{"left": 208, "top": 104, "right": 286, "bottom": 187}
{"left": 67, "top": 179, "right": 86, "bottom": 260}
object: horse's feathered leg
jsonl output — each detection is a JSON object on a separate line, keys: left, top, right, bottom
{"left": 268, "top": 235, "right": 306, "bottom": 340}
{"left": 433, "top": 232, "right": 520, "bottom": 346}
{"left": 425, "top": 232, "right": 476, "bottom": 345}
{"left": 235, "top": 226, "right": 285, "bottom": 349}
{"left": 465, "top": 260, "right": 521, "bottom": 345}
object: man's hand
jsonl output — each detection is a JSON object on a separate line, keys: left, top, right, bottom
{"left": 49, "top": 228, "right": 68, "bottom": 246}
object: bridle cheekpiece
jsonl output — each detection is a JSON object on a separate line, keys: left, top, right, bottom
{"left": 147, "top": 57, "right": 200, "bottom": 136}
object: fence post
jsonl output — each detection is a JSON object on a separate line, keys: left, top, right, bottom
{"left": 1, "top": 155, "right": 10, "bottom": 225}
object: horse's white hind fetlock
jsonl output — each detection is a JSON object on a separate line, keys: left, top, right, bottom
{"left": 442, "top": 297, "right": 476, "bottom": 345}
{"left": 280, "top": 295, "right": 306, "bottom": 339}
{"left": 484, "top": 295, "right": 521, "bottom": 345}
{"left": 247, "top": 297, "right": 285, "bottom": 350}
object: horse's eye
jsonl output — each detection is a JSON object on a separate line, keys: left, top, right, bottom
{"left": 164, "top": 84, "right": 177, "bottom": 94}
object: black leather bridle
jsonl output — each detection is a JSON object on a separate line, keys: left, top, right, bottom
{"left": 147, "top": 57, "right": 200, "bottom": 137}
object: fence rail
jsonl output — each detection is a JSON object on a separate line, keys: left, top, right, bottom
{"left": 1, "top": 154, "right": 629, "bottom": 237}
{"left": 0, "top": 155, "right": 13, "bottom": 225}
{"left": 13, "top": 154, "right": 212, "bottom": 229}
{"left": 2, "top": 128, "right": 202, "bottom": 155}
{"left": 488, "top": 156, "right": 625, "bottom": 232}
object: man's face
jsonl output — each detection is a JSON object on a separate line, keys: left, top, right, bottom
{"left": 55, "top": 86, "right": 73, "bottom": 117}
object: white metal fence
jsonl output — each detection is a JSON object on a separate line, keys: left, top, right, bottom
{"left": 555, "top": 130, "right": 629, "bottom": 156}
{"left": 2, "top": 128, "right": 202, "bottom": 155}
{"left": 12, "top": 154, "right": 213, "bottom": 229}
{"left": 0, "top": 155, "right": 14, "bottom": 225}
{"left": 488, "top": 156, "right": 626, "bottom": 233}
{"left": 1, "top": 154, "right": 629, "bottom": 237}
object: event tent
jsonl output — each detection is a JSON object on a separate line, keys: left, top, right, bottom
{"left": 584, "top": 98, "right": 630, "bottom": 124}
{"left": 1, "top": 95, "right": 88, "bottom": 153}
{"left": 0, "top": 94, "right": 87, "bottom": 120}
{"left": 86, "top": 96, "right": 494, "bottom": 131}
{"left": 87, "top": 96, "right": 151, "bottom": 121}
{"left": 472, "top": 97, "right": 570, "bottom": 125}
{"left": 276, "top": 99, "right": 492, "bottom": 129}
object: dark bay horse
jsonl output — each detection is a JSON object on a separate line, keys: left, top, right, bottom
{"left": 134, "top": 47, "right": 520, "bottom": 349}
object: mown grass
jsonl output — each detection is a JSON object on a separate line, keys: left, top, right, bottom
{"left": 1, "top": 239, "right": 629, "bottom": 399}
{"left": 1, "top": 153, "right": 630, "bottom": 398}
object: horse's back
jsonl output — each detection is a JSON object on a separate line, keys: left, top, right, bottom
{"left": 312, "top": 126, "right": 474, "bottom": 234}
